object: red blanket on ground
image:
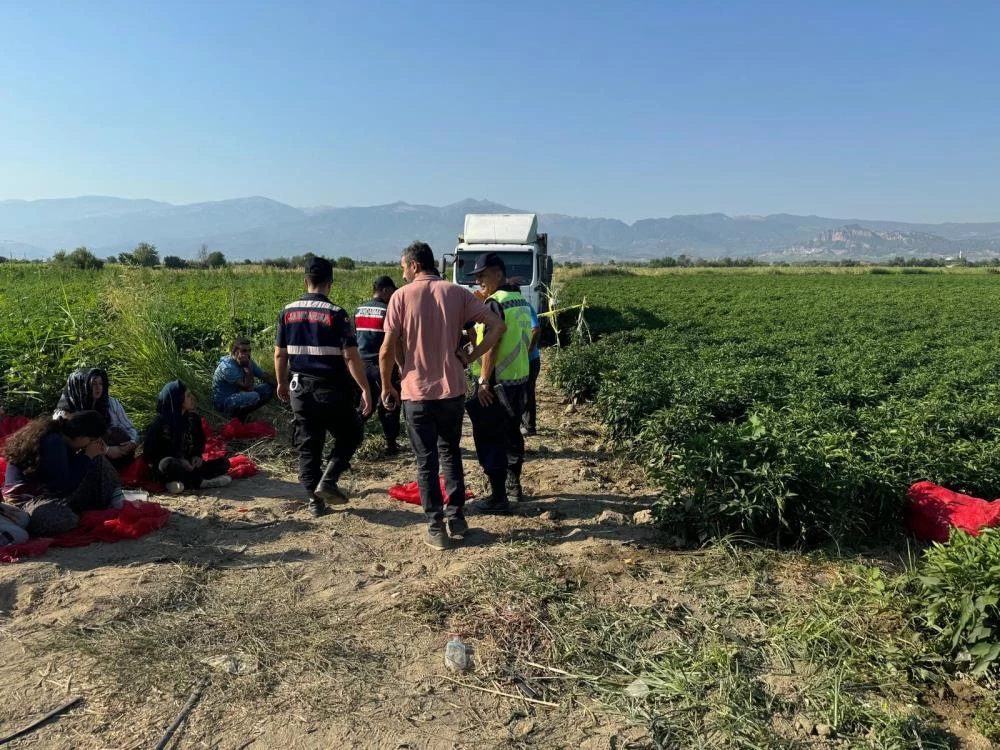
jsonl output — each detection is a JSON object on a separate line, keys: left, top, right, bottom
{"left": 907, "top": 481, "right": 1000, "bottom": 542}
{"left": 0, "top": 500, "right": 170, "bottom": 563}
{"left": 388, "top": 478, "right": 474, "bottom": 507}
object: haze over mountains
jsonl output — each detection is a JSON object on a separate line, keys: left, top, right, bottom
{"left": 2, "top": 196, "right": 1000, "bottom": 262}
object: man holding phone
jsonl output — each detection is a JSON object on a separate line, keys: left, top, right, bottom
{"left": 380, "top": 241, "right": 504, "bottom": 551}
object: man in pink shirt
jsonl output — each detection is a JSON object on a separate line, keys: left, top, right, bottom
{"left": 380, "top": 241, "right": 505, "bottom": 550}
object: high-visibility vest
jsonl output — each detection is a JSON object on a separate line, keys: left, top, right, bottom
{"left": 472, "top": 288, "right": 532, "bottom": 385}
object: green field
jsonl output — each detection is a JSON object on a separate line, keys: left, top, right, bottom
{"left": 552, "top": 269, "right": 1000, "bottom": 545}
{"left": 0, "top": 264, "right": 399, "bottom": 424}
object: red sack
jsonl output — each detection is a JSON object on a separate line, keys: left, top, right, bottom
{"left": 907, "top": 481, "right": 1000, "bottom": 542}
{"left": 199, "top": 417, "right": 229, "bottom": 461}
{"left": 221, "top": 419, "right": 276, "bottom": 441}
{"left": 0, "top": 415, "right": 30, "bottom": 441}
{"left": 227, "top": 455, "right": 258, "bottom": 479}
{"left": 102, "top": 501, "right": 171, "bottom": 539}
{"left": 1, "top": 500, "right": 169, "bottom": 562}
{"left": 0, "top": 538, "right": 53, "bottom": 564}
{"left": 0, "top": 416, "right": 30, "bottom": 461}
{"left": 119, "top": 457, "right": 151, "bottom": 486}
{"left": 388, "top": 477, "right": 474, "bottom": 506}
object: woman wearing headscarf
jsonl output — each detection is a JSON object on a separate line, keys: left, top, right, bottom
{"left": 144, "top": 381, "right": 231, "bottom": 494}
{"left": 54, "top": 368, "right": 139, "bottom": 465}
{"left": 2, "top": 410, "right": 126, "bottom": 537}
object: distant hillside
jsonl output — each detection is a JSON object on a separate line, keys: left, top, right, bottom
{"left": 2, "top": 195, "right": 999, "bottom": 261}
{"left": 760, "top": 224, "right": 1000, "bottom": 261}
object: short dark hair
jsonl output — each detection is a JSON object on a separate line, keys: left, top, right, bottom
{"left": 305, "top": 256, "right": 334, "bottom": 286}
{"left": 231, "top": 337, "right": 252, "bottom": 353}
{"left": 373, "top": 275, "right": 397, "bottom": 292}
{"left": 402, "top": 241, "right": 436, "bottom": 272}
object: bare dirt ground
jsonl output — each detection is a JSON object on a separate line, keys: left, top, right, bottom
{"left": 0, "top": 379, "right": 666, "bottom": 750}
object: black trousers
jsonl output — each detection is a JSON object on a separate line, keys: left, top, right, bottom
{"left": 522, "top": 357, "right": 541, "bottom": 431}
{"left": 402, "top": 397, "right": 466, "bottom": 524}
{"left": 290, "top": 375, "right": 363, "bottom": 493}
{"left": 156, "top": 457, "right": 230, "bottom": 488}
{"left": 466, "top": 382, "right": 526, "bottom": 477}
{"left": 363, "top": 358, "right": 401, "bottom": 446}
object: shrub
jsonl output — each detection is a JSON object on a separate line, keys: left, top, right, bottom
{"left": 912, "top": 528, "right": 1000, "bottom": 676}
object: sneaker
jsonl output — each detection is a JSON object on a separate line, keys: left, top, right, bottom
{"left": 478, "top": 499, "right": 513, "bottom": 515}
{"left": 385, "top": 442, "right": 400, "bottom": 457}
{"left": 424, "top": 524, "right": 451, "bottom": 551}
{"left": 520, "top": 425, "right": 529, "bottom": 437}
{"left": 166, "top": 481, "right": 185, "bottom": 494}
{"left": 446, "top": 514, "right": 469, "bottom": 539}
{"left": 307, "top": 495, "right": 328, "bottom": 517}
{"left": 315, "top": 482, "right": 349, "bottom": 505}
{"left": 200, "top": 475, "right": 232, "bottom": 489}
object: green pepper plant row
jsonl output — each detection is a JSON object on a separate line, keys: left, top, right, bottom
{"left": 551, "top": 270, "right": 1000, "bottom": 546}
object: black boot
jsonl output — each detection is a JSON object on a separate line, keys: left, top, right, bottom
{"left": 479, "top": 471, "right": 512, "bottom": 515}
{"left": 506, "top": 465, "right": 524, "bottom": 503}
{"left": 314, "top": 460, "right": 348, "bottom": 505}
{"left": 307, "top": 493, "right": 328, "bottom": 517}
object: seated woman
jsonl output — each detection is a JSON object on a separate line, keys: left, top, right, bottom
{"left": 145, "top": 381, "right": 231, "bottom": 494}
{"left": 2, "top": 411, "right": 126, "bottom": 537}
{"left": 54, "top": 368, "right": 139, "bottom": 467}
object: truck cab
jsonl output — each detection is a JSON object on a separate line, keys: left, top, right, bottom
{"left": 443, "top": 213, "right": 553, "bottom": 315}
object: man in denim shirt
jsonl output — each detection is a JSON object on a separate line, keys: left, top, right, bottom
{"left": 212, "top": 338, "right": 277, "bottom": 419}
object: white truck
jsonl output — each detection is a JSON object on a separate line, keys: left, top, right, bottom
{"left": 443, "top": 213, "right": 554, "bottom": 316}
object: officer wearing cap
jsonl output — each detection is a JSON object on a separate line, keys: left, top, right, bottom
{"left": 466, "top": 251, "right": 534, "bottom": 513}
{"left": 354, "top": 275, "right": 401, "bottom": 456}
{"left": 274, "top": 257, "right": 373, "bottom": 516}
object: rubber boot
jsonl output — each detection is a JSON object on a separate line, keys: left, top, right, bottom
{"left": 506, "top": 465, "right": 524, "bottom": 503}
{"left": 307, "top": 494, "right": 328, "bottom": 518}
{"left": 479, "top": 471, "right": 512, "bottom": 515}
{"left": 314, "top": 460, "right": 348, "bottom": 506}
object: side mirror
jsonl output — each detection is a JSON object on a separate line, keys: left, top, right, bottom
{"left": 442, "top": 253, "right": 455, "bottom": 280}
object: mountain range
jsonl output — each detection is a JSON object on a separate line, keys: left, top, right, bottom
{"left": 2, "top": 196, "right": 1000, "bottom": 262}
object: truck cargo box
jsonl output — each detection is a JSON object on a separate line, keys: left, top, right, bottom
{"left": 463, "top": 213, "right": 537, "bottom": 245}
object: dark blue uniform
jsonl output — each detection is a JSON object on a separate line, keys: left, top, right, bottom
{"left": 276, "top": 293, "right": 363, "bottom": 494}
{"left": 354, "top": 297, "right": 401, "bottom": 450}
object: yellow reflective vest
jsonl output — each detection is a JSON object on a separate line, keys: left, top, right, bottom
{"left": 472, "top": 288, "right": 532, "bottom": 385}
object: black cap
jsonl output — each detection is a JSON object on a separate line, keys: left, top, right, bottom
{"left": 471, "top": 252, "right": 506, "bottom": 275}
{"left": 373, "top": 275, "right": 397, "bottom": 291}
{"left": 304, "top": 256, "right": 333, "bottom": 282}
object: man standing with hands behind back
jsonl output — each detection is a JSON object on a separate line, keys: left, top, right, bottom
{"left": 275, "top": 257, "right": 373, "bottom": 518}
{"left": 380, "top": 241, "right": 504, "bottom": 551}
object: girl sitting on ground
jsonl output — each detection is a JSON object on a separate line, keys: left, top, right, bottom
{"left": 2, "top": 411, "right": 127, "bottom": 537}
{"left": 54, "top": 368, "right": 139, "bottom": 467}
{"left": 145, "top": 381, "right": 231, "bottom": 494}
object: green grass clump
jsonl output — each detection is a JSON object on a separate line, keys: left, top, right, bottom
{"left": 410, "top": 544, "right": 952, "bottom": 748}
{"left": 912, "top": 528, "right": 1000, "bottom": 676}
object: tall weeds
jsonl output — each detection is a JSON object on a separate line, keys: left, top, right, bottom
{"left": 100, "top": 269, "right": 212, "bottom": 427}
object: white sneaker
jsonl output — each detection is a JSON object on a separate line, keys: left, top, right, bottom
{"left": 166, "top": 481, "right": 185, "bottom": 494}
{"left": 200, "top": 475, "right": 232, "bottom": 489}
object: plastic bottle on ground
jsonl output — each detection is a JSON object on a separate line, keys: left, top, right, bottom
{"left": 444, "top": 637, "right": 470, "bottom": 672}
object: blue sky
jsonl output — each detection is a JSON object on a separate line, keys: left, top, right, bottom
{"left": 1, "top": 1, "right": 998, "bottom": 222}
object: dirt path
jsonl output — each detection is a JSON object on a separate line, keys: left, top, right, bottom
{"left": 0, "top": 376, "right": 663, "bottom": 749}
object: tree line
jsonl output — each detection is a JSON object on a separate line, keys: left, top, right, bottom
{"left": 10, "top": 244, "right": 363, "bottom": 271}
